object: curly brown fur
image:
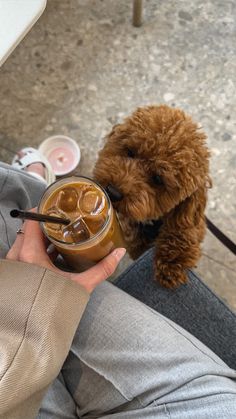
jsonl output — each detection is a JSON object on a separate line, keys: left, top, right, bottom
{"left": 94, "top": 105, "right": 212, "bottom": 288}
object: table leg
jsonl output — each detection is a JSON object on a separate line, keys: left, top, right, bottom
{"left": 133, "top": 0, "right": 143, "bottom": 27}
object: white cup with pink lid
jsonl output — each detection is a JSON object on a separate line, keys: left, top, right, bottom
{"left": 39, "top": 135, "right": 81, "bottom": 176}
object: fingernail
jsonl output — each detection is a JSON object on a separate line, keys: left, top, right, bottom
{"left": 112, "top": 248, "right": 126, "bottom": 260}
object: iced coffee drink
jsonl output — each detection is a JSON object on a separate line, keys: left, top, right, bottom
{"left": 38, "top": 176, "right": 124, "bottom": 271}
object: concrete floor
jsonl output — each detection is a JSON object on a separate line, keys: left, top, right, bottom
{"left": 0, "top": 0, "right": 235, "bottom": 309}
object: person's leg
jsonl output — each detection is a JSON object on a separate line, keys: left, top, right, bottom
{"left": 0, "top": 162, "right": 46, "bottom": 257}
{"left": 39, "top": 242, "right": 236, "bottom": 417}
{"left": 59, "top": 281, "right": 236, "bottom": 418}
{"left": 37, "top": 373, "right": 77, "bottom": 419}
{"left": 114, "top": 248, "right": 236, "bottom": 370}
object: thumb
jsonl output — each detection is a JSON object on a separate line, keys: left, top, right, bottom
{"left": 71, "top": 248, "right": 126, "bottom": 293}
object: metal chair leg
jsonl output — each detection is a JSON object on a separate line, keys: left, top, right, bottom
{"left": 133, "top": 0, "right": 143, "bottom": 27}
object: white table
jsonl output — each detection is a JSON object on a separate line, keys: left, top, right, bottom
{"left": 0, "top": 0, "right": 47, "bottom": 66}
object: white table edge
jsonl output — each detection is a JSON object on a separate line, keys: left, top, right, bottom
{"left": 0, "top": 0, "right": 47, "bottom": 67}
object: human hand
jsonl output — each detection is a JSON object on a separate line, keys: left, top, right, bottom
{"left": 6, "top": 217, "right": 126, "bottom": 293}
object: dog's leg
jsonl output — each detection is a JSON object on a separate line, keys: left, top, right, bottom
{"left": 154, "top": 190, "right": 207, "bottom": 288}
{"left": 154, "top": 228, "right": 203, "bottom": 288}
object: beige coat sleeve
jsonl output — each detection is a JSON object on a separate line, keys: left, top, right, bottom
{"left": 0, "top": 259, "right": 90, "bottom": 419}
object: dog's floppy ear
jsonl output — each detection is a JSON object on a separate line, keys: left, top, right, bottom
{"left": 168, "top": 185, "right": 209, "bottom": 230}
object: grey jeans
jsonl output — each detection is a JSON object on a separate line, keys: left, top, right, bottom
{"left": 0, "top": 163, "right": 236, "bottom": 418}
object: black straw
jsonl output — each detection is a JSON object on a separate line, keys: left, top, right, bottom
{"left": 10, "top": 209, "right": 71, "bottom": 225}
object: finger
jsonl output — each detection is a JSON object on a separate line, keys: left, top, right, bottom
{"left": 18, "top": 219, "right": 52, "bottom": 267}
{"left": 71, "top": 248, "right": 126, "bottom": 293}
{"left": 16, "top": 213, "right": 63, "bottom": 271}
{"left": 22, "top": 219, "right": 46, "bottom": 252}
{"left": 6, "top": 225, "right": 25, "bottom": 260}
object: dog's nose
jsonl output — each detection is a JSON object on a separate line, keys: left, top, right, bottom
{"left": 106, "top": 184, "right": 123, "bottom": 202}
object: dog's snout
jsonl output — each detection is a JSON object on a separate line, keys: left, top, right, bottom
{"left": 106, "top": 184, "right": 123, "bottom": 202}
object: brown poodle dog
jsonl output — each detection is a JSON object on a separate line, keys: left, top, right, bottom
{"left": 94, "top": 105, "right": 212, "bottom": 288}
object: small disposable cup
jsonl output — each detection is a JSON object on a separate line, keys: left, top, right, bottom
{"left": 38, "top": 135, "right": 81, "bottom": 176}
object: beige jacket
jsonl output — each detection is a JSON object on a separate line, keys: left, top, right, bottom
{"left": 0, "top": 259, "right": 90, "bottom": 419}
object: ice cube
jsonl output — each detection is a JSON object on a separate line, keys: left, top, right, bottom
{"left": 63, "top": 217, "right": 90, "bottom": 243}
{"left": 45, "top": 206, "right": 68, "bottom": 233}
{"left": 80, "top": 190, "right": 105, "bottom": 215}
{"left": 57, "top": 187, "right": 78, "bottom": 212}
{"left": 84, "top": 215, "right": 106, "bottom": 235}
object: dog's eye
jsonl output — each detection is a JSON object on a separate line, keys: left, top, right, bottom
{"left": 126, "top": 148, "right": 135, "bottom": 158}
{"left": 152, "top": 174, "right": 164, "bottom": 186}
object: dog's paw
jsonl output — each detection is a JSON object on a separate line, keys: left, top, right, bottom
{"left": 155, "top": 260, "right": 188, "bottom": 289}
